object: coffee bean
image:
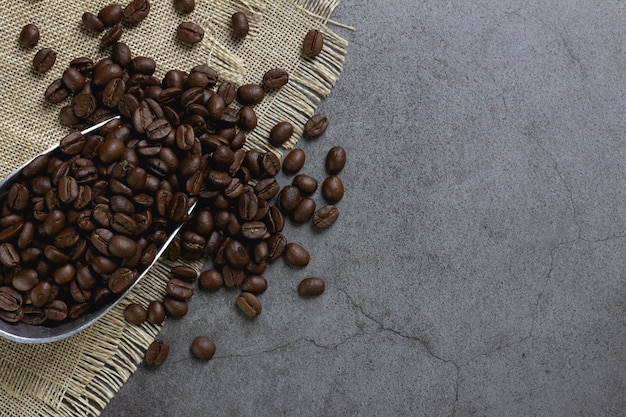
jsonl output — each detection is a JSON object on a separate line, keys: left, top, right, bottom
{"left": 44, "top": 299, "right": 68, "bottom": 321}
{"left": 0, "top": 286, "right": 22, "bottom": 311}
{"left": 163, "top": 296, "right": 188, "bottom": 317}
{"left": 30, "top": 281, "right": 52, "bottom": 307}
{"left": 44, "top": 79, "right": 69, "bottom": 104}
{"left": 238, "top": 106, "right": 257, "bottom": 131}
{"left": 130, "top": 56, "right": 156, "bottom": 75}
{"left": 82, "top": 12, "right": 106, "bottom": 33}
{"left": 174, "top": 0, "right": 195, "bottom": 14}
{"left": 92, "top": 62, "right": 123, "bottom": 86}
{"left": 166, "top": 278, "right": 194, "bottom": 301}
{"left": 33, "top": 48, "right": 57, "bottom": 73}
{"left": 109, "top": 267, "right": 138, "bottom": 293}
{"left": 303, "top": 29, "right": 324, "bottom": 58}
{"left": 269, "top": 121, "right": 294, "bottom": 147}
{"left": 241, "top": 275, "right": 267, "bottom": 294}
{"left": 231, "top": 12, "right": 249, "bottom": 38}
{"left": 102, "top": 77, "right": 126, "bottom": 108}
{"left": 277, "top": 185, "right": 301, "bottom": 214}
{"left": 282, "top": 149, "right": 305, "bottom": 173}
{"left": 237, "top": 84, "right": 264, "bottom": 106}
{"left": 199, "top": 269, "right": 223, "bottom": 291}
{"left": 111, "top": 42, "right": 132, "bottom": 67}
{"left": 145, "top": 339, "right": 169, "bottom": 366}
{"left": 325, "top": 146, "right": 346, "bottom": 174}
{"left": 147, "top": 300, "right": 166, "bottom": 324}
{"left": 124, "top": 303, "right": 147, "bottom": 324}
{"left": 217, "top": 81, "right": 237, "bottom": 105}
{"left": 284, "top": 242, "right": 310, "bottom": 267}
{"left": 98, "top": 4, "right": 123, "bottom": 27}
{"left": 298, "top": 277, "right": 325, "bottom": 296}
{"left": 262, "top": 68, "right": 289, "bottom": 89}
{"left": 292, "top": 197, "right": 316, "bottom": 223}
{"left": 177, "top": 21, "right": 204, "bottom": 44}
{"left": 59, "top": 131, "right": 85, "bottom": 155}
{"left": 7, "top": 183, "right": 30, "bottom": 211}
{"left": 236, "top": 292, "right": 262, "bottom": 318}
{"left": 171, "top": 265, "right": 198, "bottom": 282}
{"left": 19, "top": 24, "right": 40, "bottom": 49}
{"left": 191, "top": 336, "right": 216, "bottom": 360}
{"left": 123, "top": 0, "right": 151, "bottom": 24}
{"left": 261, "top": 152, "right": 280, "bottom": 177}
{"left": 322, "top": 175, "right": 344, "bottom": 204}
{"left": 303, "top": 114, "right": 329, "bottom": 138}
{"left": 101, "top": 25, "right": 123, "bottom": 46}
{"left": 312, "top": 205, "right": 339, "bottom": 229}
{"left": 109, "top": 235, "right": 138, "bottom": 258}
{"left": 267, "top": 234, "right": 287, "bottom": 260}
{"left": 13, "top": 268, "right": 38, "bottom": 292}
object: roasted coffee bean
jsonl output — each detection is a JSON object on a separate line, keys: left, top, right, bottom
{"left": 92, "top": 62, "right": 123, "bottom": 86}
{"left": 0, "top": 286, "right": 22, "bottom": 311}
{"left": 241, "top": 275, "right": 267, "bottom": 294}
{"left": 130, "top": 56, "right": 156, "bottom": 75}
{"left": 303, "top": 114, "right": 329, "bottom": 138}
{"left": 262, "top": 68, "right": 289, "bottom": 89}
{"left": 0, "top": 214, "right": 24, "bottom": 242}
{"left": 277, "top": 185, "right": 301, "bottom": 214}
{"left": 261, "top": 152, "right": 280, "bottom": 177}
{"left": 171, "top": 265, "right": 198, "bottom": 282}
{"left": 12, "top": 268, "right": 38, "bottom": 292}
{"left": 163, "top": 296, "right": 188, "bottom": 317}
{"left": 191, "top": 336, "right": 216, "bottom": 360}
{"left": 177, "top": 21, "right": 204, "bottom": 44}
{"left": 98, "top": 4, "right": 124, "bottom": 27}
{"left": 145, "top": 339, "right": 169, "bottom": 366}
{"left": 282, "top": 149, "right": 305, "bottom": 173}
{"left": 124, "top": 302, "right": 147, "bottom": 324}
{"left": 42, "top": 210, "right": 66, "bottom": 237}
{"left": 293, "top": 174, "right": 318, "bottom": 195}
{"left": 69, "top": 280, "right": 91, "bottom": 303}
{"left": 253, "top": 178, "right": 279, "bottom": 201}
{"left": 267, "top": 233, "right": 287, "bottom": 260}
{"left": 168, "top": 192, "right": 189, "bottom": 222}
{"left": 60, "top": 131, "right": 85, "bottom": 156}
{"left": 191, "top": 64, "right": 218, "bottom": 86}
{"left": 322, "top": 175, "right": 344, "bottom": 204}
{"left": 74, "top": 93, "right": 97, "bottom": 118}
{"left": 292, "top": 198, "right": 316, "bottom": 223}
{"left": 7, "top": 183, "right": 30, "bottom": 211}
{"left": 112, "top": 42, "right": 132, "bottom": 66}
{"left": 82, "top": 12, "right": 106, "bottom": 33}
{"left": 166, "top": 278, "right": 194, "bottom": 301}
{"left": 266, "top": 205, "right": 285, "bottom": 233}
{"left": 175, "top": 124, "right": 195, "bottom": 150}
{"left": 236, "top": 292, "right": 261, "bottom": 318}
{"left": 102, "top": 77, "right": 126, "bottom": 108}
{"left": 44, "top": 299, "right": 68, "bottom": 321}
{"left": 19, "top": 23, "right": 40, "bottom": 48}
{"left": 98, "top": 137, "right": 125, "bottom": 163}
{"left": 109, "top": 267, "right": 138, "bottom": 293}
{"left": 70, "top": 57, "right": 95, "bottom": 75}
{"left": 17, "top": 221, "right": 35, "bottom": 249}
{"left": 221, "top": 264, "right": 243, "bottom": 288}
{"left": 199, "top": 269, "right": 223, "bottom": 291}
{"left": 325, "top": 146, "right": 347, "bottom": 174}
{"left": 298, "top": 277, "right": 325, "bottom": 296}
{"left": 54, "top": 263, "right": 76, "bottom": 285}
{"left": 217, "top": 81, "right": 237, "bottom": 105}
{"left": 109, "top": 234, "right": 138, "bottom": 258}
{"left": 269, "top": 121, "right": 294, "bottom": 147}
{"left": 146, "top": 119, "right": 172, "bottom": 141}
{"left": 54, "top": 227, "right": 80, "bottom": 248}
{"left": 238, "top": 187, "right": 258, "bottom": 220}
{"left": 44, "top": 79, "right": 69, "bottom": 103}
{"left": 237, "top": 84, "right": 264, "bottom": 106}
{"left": 225, "top": 239, "right": 250, "bottom": 270}
{"left": 123, "top": 0, "right": 151, "bottom": 24}
{"left": 174, "top": 0, "right": 195, "bottom": 14}
{"left": 238, "top": 106, "right": 257, "bottom": 131}
{"left": 231, "top": 12, "right": 249, "bottom": 38}
{"left": 147, "top": 300, "right": 166, "bottom": 324}
{"left": 59, "top": 105, "right": 80, "bottom": 127}
{"left": 101, "top": 25, "right": 123, "bottom": 46}
{"left": 284, "top": 242, "right": 310, "bottom": 267}
{"left": 241, "top": 221, "right": 267, "bottom": 240}
{"left": 303, "top": 29, "right": 324, "bottom": 58}
{"left": 312, "top": 204, "right": 339, "bottom": 229}
{"left": 33, "top": 48, "right": 57, "bottom": 73}
{"left": 30, "top": 281, "right": 52, "bottom": 307}
{"left": 44, "top": 245, "right": 70, "bottom": 264}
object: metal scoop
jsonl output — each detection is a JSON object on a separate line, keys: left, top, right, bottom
{"left": 0, "top": 117, "right": 194, "bottom": 344}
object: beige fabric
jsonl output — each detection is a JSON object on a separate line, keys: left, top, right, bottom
{"left": 0, "top": 0, "right": 348, "bottom": 416}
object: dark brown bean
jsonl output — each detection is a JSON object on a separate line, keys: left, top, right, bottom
{"left": 282, "top": 149, "right": 305, "bottom": 173}
{"left": 101, "top": 25, "right": 123, "bottom": 46}
{"left": 303, "top": 29, "right": 324, "bottom": 58}
{"left": 147, "top": 300, "right": 166, "bottom": 324}
{"left": 236, "top": 292, "right": 262, "bottom": 318}
{"left": 303, "top": 114, "right": 329, "bottom": 138}
{"left": 312, "top": 204, "right": 339, "bottom": 229}
{"left": 231, "top": 12, "right": 249, "bottom": 38}
{"left": 298, "top": 277, "right": 325, "bottom": 296}
{"left": 112, "top": 42, "right": 132, "bottom": 67}
{"left": 44, "top": 79, "right": 69, "bottom": 103}
{"left": 124, "top": 303, "right": 148, "bottom": 324}
{"left": 163, "top": 296, "right": 188, "bottom": 317}
{"left": 98, "top": 4, "right": 124, "bottom": 27}
{"left": 123, "top": 0, "right": 151, "bottom": 24}
{"left": 19, "top": 24, "right": 40, "bottom": 49}
{"left": 174, "top": 0, "right": 195, "bottom": 14}
{"left": 109, "top": 267, "right": 138, "bottom": 293}
{"left": 191, "top": 336, "right": 216, "bottom": 360}
{"left": 145, "top": 339, "right": 169, "bottom": 366}
{"left": 292, "top": 198, "right": 316, "bottom": 223}
{"left": 325, "top": 146, "right": 347, "bottom": 174}
{"left": 166, "top": 278, "right": 194, "bottom": 301}
{"left": 82, "top": 12, "right": 106, "bottom": 33}
{"left": 199, "top": 269, "right": 223, "bottom": 291}
{"left": 322, "top": 175, "right": 344, "bottom": 204}
{"left": 33, "top": 48, "right": 57, "bottom": 73}
{"left": 262, "top": 68, "right": 289, "bottom": 89}
{"left": 177, "top": 21, "right": 204, "bottom": 44}
{"left": 171, "top": 265, "right": 198, "bottom": 282}
{"left": 242, "top": 275, "right": 267, "bottom": 294}
{"left": 284, "top": 242, "right": 310, "bottom": 267}
{"left": 237, "top": 84, "right": 265, "bottom": 106}
{"left": 293, "top": 174, "right": 318, "bottom": 195}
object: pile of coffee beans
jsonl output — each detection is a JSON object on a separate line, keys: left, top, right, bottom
{"left": 10, "top": 0, "right": 342, "bottom": 366}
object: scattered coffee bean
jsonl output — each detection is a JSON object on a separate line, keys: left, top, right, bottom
{"left": 82, "top": 12, "right": 106, "bottom": 33}
{"left": 236, "top": 292, "right": 262, "bottom": 318}
{"left": 123, "top": 0, "right": 151, "bottom": 24}
{"left": 174, "top": 0, "right": 195, "bottom": 14}
{"left": 262, "top": 68, "right": 289, "bottom": 89}
{"left": 124, "top": 303, "right": 147, "bottom": 324}
{"left": 147, "top": 300, "right": 166, "bottom": 324}
{"left": 19, "top": 24, "right": 40, "bottom": 49}
{"left": 312, "top": 205, "right": 339, "bottom": 229}
{"left": 191, "top": 335, "right": 216, "bottom": 360}
{"left": 298, "top": 277, "right": 325, "bottom": 297}
{"left": 177, "top": 21, "right": 204, "bottom": 44}
{"left": 269, "top": 121, "right": 294, "bottom": 147}
{"left": 282, "top": 149, "right": 305, "bottom": 174}
{"left": 231, "top": 12, "right": 249, "bottom": 38}
{"left": 237, "top": 84, "right": 264, "bottom": 106}
{"left": 199, "top": 269, "right": 224, "bottom": 291}
{"left": 292, "top": 197, "right": 316, "bottom": 223}
{"left": 325, "top": 146, "right": 346, "bottom": 174}
{"left": 302, "top": 29, "right": 324, "bottom": 58}
{"left": 33, "top": 48, "right": 57, "bottom": 73}
{"left": 322, "top": 175, "right": 344, "bottom": 204}
{"left": 101, "top": 25, "right": 123, "bottom": 46}
{"left": 303, "top": 114, "right": 329, "bottom": 138}
{"left": 241, "top": 275, "right": 267, "bottom": 294}
{"left": 98, "top": 4, "right": 124, "bottom": 27}
{"left": 145, "top": 339, "right": 169, "bottom": 366}
{"left": 292, "top": 174, "right": 318, "bottom": 195}
{"left": 284, "top": 242, "right": 310, "bottom": 267}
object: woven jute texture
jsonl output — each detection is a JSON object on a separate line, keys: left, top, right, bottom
{"left": 0, "top": 0, "right": 347, "bottom": 415}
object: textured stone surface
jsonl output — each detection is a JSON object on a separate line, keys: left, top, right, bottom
{"left": 102, "top": 1, "right": 626, "bottom": 416}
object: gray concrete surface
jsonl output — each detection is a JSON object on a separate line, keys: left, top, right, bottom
{"left": 102, "top": 1, "right": 626, "bottom": 416}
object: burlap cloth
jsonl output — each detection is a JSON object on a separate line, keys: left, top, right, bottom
{"left": 0, "top": 1, "right": 348, "bottom": 415}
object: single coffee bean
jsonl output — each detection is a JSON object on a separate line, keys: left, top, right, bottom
{"left": 262, "top": 68, "right": 289, "bottom": 89}
{"left": 254, "top": 178, "right": 279, "bottom": 200}
{"left": 267, "top": 233, "right": 287, "bottom": 260}
{"left": 298, "top": 277, "right": 325, "bottom": 296}
{"left": 241, "top": 221, "right": 267, "bottom": 240}
{"left": 92, "top": 62, "right": 123, "bottom": 86}
{"left": 0, "top": 286, "right": 22, "bottom": 311}
{"left": 266, "top": 206, "right": 285, "bottom": 233}
{"left": 98, "top": 4, "right": 124, "bottom": 27}
{"left": 174, "top": 0, "right": 195, "bottom": 14}
{"left": 236, "top": 292, "right": 262, "bottom": 318}
{"left": 171, "top": 265, "right": 198, "bottom": 282}
{"left": 292, "top": 197, "right": 316, "bottom": 223}
{"left": 269, "top": 122, "right": 293, "bottom": 146}
{"left": 30, "top": 281, "right": 52, "bottom": 307}
{"left": 217, "top": 81, "right": 237, "bottom": 105}
{"left": 237, "top": 84, "right": 264, "bottom": 106}
{"left": 101, "top": 25, "right": 123, "bottom": 46}
{"left": 7, "top": 183, "right": 30, "bottom": 211}
{"left": 177, "top": 21, "right": 204, "bottom": 44}
{"left": 112, "top": 42, "right": 132, "bottom": 67}
{"left": 277, "top": 185, "right": 301, "bottom": 214}
{"left": 102, "top": 77, "right": 126, "bottom": 108}
{"left": 241, "top": 275, "right": 267, "bottom": 294}
{"left": 108, "top": 235, "right": 138, "bottom": 258}
{"left": 19, "top": 24, "right": 40, "bottom": 48}
{"left": 33, "top": 47, "right": 56, "bottom": 73}
{"left": 322, "top": 175, "right": 344, "bottom": 204}
{"left": 303, "top": 29, "right": 324, "bottom": 58}
{"left": 57, "top": 175, "right": 79, "bottom": 203}
{"left": 325, "top": 146, "right": 347, "bottom": 174}
{"left": 70, "top": 56, "right": 95, "bottom": 75}
{"left": 130, "top": 56, "right": 156, "bottom": 75}
{"left": 261, "top": 152, "right": 281, "bottom": 177}
{"left": 199, "top": 269, "right": 223, "bottom": 291}
{"left": 163, "top": 296, "right": 188, "bottom": 317}
{"left": 42, "top": 210, "right": 66, "bottom": 237}
{"left": 60, "top": 131, "right": 85, "bottom": 155}
{"left": 44, "top": 300, "right": 68, "bottom": 321}
{"left": 303, "top": 114, "right": 329, "bottom": 138}
{"left": 231, "top": 12, "right": 249, "bottom": 38}
{"left": 109, "top": 267, "right": 138, "bottom": 293}
{"left": 293, "top": 174, "right": 318, "bottom": 195}
{"left": 147, "top": 300, "right": 166, "bottom": 324}
{"left": 124, "top": 303, "right": 148, "bottom": 324}
{"left": 44, "top": 79, "right": 69, "bottom": 103}
{"left": 282, "top": 148, "right": 305, "bottom": 173}
{"left": 207, "top": 93, "right": 225, "bottom": 120}
{"left": 145, "top": 339, "right": 169, "bottom": 366}
{"left": 123, "top": 0, "right": 151, "bottom": 24}
{"left": 74, "top": 93, "right": 97, "bottom": 118}
{"left": 53, "top": 263, "right": 76, "bottom": 285}
{"left": 99, "top": 137, "right": 125, "bottom": 163}
{"left": 312, "top": 204, "right": 339, "bottom": 229}
{"left": 12, "top": 268, "right": 39, "bottom": 292}
{"left": 166, "top": 278, "right": 194, "bottom": 301}
{"left": 284, "top": 242, "right": 310, "bottom": 267}
{"left": 82, "top": 12, "right": 106, "bottom": 33}
{"left": 191, "top": 336, "right": 216, "bottom": 360}
{"left": 238, "top": 106, "right": 257, "bottom": 131}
